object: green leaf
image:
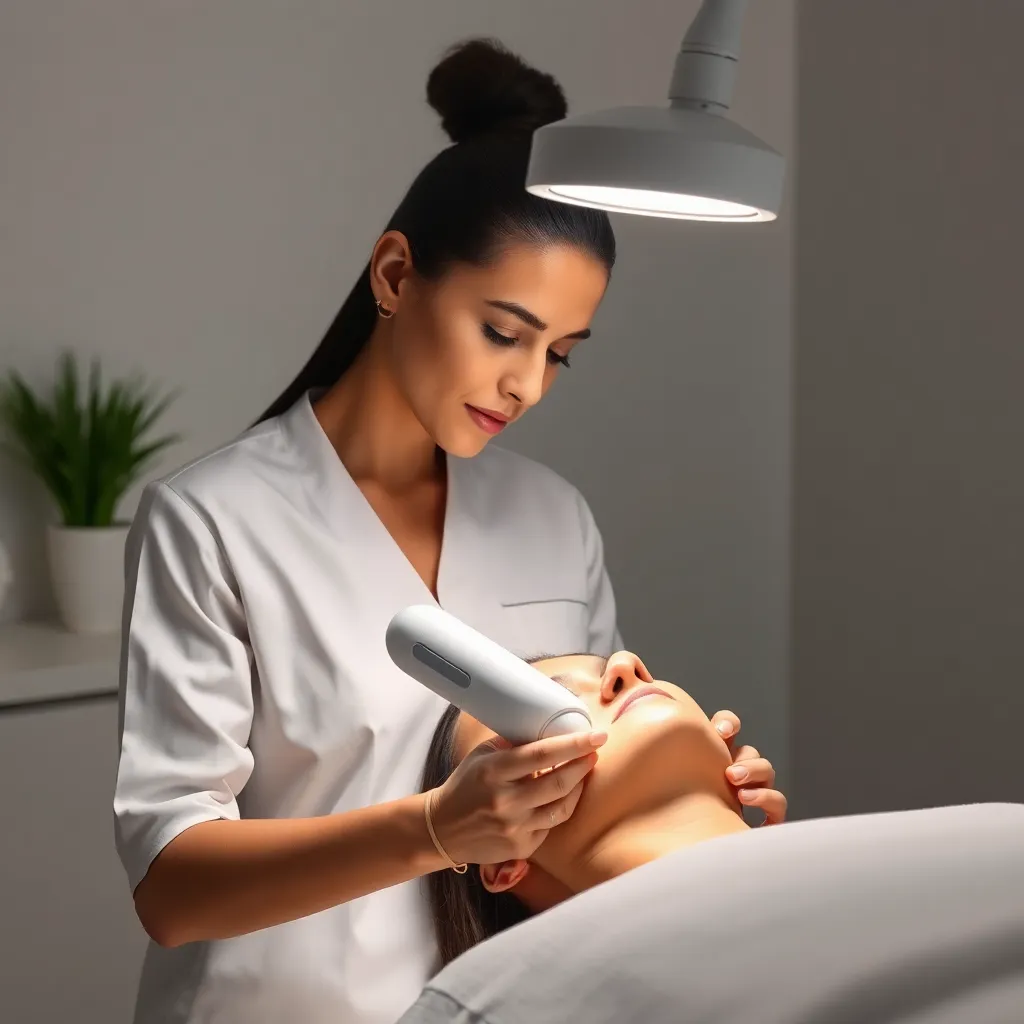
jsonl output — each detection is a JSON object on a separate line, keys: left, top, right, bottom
{"left": 0, "top": 353, "right": 182, "bottom": 525}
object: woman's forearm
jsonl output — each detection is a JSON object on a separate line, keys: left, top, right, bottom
{"left": 133, "top": 795, "right": 446, "bottom": 947}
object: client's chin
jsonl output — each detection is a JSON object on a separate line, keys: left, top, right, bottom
{"left": 526, "top": 704, "right": 746, "bottom": 895}
{"left": 589, "top": 699, "right": 735, "bottom": 817}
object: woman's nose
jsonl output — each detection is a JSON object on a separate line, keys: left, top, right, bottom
{"left": 599, "top": 653, "right": 651, "bottom": 704}
{"left": 501, "top": 351, "right": 547, "bottom": 408}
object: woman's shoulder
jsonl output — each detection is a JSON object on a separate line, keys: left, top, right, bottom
{"left": 137, "top": 418, "right": 294, "bottom": 534}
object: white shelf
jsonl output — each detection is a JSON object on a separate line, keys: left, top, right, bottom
{"left": 0, "top": 621, "right": 120, "bottom": 709}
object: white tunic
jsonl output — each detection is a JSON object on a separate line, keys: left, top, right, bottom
{"left": 113, "top": 390, "right": 621, "bottom": 1024}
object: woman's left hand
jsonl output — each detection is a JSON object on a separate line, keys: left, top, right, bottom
{"left": 710, "top": 710, "right": 787, "bottom": 826}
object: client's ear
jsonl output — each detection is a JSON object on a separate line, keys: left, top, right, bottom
{"left": 479, "top": 860, "right": 530, "bottom": 894}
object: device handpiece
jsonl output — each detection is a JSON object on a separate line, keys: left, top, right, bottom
{"left": 386, "top": 605, "right": 593, "bottom": 745}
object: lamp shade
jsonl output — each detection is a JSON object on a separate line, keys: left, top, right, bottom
{"left": 526, "top": 104, "right": 784, "bottom": 222}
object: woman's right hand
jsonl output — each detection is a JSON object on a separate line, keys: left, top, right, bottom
{"left": 429, "top": 730, "right": 608, "bottom": 866}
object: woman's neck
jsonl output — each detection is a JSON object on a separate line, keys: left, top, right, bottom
{"left": 567, "top": 793, "right": 749, "bottom": 892}
{"left": 314, "top": 332, "right": 441, "bottom": 489}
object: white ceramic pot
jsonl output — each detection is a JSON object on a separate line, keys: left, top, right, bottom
{"left": 47, "top": 523, "right": 130, "bottom": 634}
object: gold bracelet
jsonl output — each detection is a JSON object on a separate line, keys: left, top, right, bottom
{"left": 424, "top": 790, "right": 468, "bottom": 874}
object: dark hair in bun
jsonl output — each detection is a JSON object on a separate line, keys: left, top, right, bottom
{"left": 256, "top": 39, "right": 615, "bottom": 424}
{"left": 427, "top": 38, "right": 568, "bottom": 143}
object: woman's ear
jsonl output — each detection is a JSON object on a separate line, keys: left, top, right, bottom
{"left": 479, "top": 860, "right": 531, "bottom": 894}
{"left": 369, "top": 230, "right": 414, "bottom": 309}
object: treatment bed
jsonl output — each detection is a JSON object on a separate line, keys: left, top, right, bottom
{"left": 398, "top": 803, "right": 1024, "bottom": 1024}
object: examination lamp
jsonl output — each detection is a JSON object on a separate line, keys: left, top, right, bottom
{"left": 525, "top": 0, "right": 784, "bottom": 222}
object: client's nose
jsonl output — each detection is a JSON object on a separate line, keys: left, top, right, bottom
{"left": 600, "top": 651, "right": 653, "bottom": 704}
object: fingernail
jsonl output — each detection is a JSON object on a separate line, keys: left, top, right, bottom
{"left": 727, "top": 766, "right": 748, "bottom": 782}
{"left": 716, "top": 721, "right": 733, "bottom": 737}
{"left": 739, "top": 788, "right": 756, "bottom": 801}
{"left": 589, "top": 731, "right": 608, "bottom": 746}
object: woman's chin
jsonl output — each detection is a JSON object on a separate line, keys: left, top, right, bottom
{"left": 437, "top": 428, "right": 490, "bottom": 460}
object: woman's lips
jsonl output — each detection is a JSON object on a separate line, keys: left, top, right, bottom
{"left": 466, "top": 405, "right": 508, "bottom": 435}
{"left": 612, "top": 686, "right": 674, "bottom": 723}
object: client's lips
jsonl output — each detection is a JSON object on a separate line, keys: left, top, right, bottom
{"left": 612, "top": 685, "right": 674, "bottom": 722}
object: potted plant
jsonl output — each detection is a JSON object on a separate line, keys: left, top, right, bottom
{"left": 0, "top": 352, "right": 180, "bottom": 634}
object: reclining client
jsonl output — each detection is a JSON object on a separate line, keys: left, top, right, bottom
{"left": 421, "top": 649, "right": 754, "bottom": 966}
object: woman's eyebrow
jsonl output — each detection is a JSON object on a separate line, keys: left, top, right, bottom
{"left": 485, "top": 299, "right": 591, "bottom": 341}
{"left": 486, "top": 299, "right": 545, "bottom": 330}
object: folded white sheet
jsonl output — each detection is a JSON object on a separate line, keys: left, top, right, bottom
{"left": 398, "top": 803, "right": 1024, "bottom": 1024}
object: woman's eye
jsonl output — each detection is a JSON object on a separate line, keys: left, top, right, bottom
{"left": 483, "top": 324, "right": 571, "bottom": 369}
{"left": 482, "top": 323, "right": 517, "bottom": 346}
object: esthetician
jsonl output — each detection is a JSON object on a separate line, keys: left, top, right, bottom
{"left": 113, "top": 40, "right": 788, "bottom": 1024}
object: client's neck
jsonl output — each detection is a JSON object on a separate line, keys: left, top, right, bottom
{"left": 570, "top": 792, "right": 749, "bottom": 891}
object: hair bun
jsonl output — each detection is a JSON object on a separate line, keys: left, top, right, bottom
{"left": 427, "top": 38, "right": 567, "bottom": 144}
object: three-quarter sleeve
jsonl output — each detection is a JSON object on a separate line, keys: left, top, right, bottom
{"left": 575, "top": 489, "right": 624, "bottom": 656}
{"left": 114, "top": 481, "right": 255, "bottom": 893}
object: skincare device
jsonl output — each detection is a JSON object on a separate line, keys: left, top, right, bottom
{"left": 386, "top": 605, "right": 592, "bottom": 745}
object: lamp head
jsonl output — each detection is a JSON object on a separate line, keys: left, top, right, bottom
{"left": 525, "top": 0, "right": 784, "bottom": 223}
{"left": 526, "top": 105, "right": 783, "bottom": 223}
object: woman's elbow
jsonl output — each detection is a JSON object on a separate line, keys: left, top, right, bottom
{"left": 135, "top": 904, "right": 182, "bottom": 949}
{"left": 133, "top": 873, "right": 190, "bottom": 948}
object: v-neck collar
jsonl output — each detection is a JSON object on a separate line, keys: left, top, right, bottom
{"left": 279, "top": 389, "right": 459, "bottom": 608}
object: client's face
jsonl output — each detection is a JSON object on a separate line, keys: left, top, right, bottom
{"left": 452, "top": 651, "right": 739, "bottom": 886}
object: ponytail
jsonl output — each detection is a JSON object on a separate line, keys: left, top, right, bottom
{"left": 253, "top": 263, "right": 375, "bottom": 425}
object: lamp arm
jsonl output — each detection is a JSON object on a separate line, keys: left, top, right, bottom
{"left": 668, "top": 0, "right": 748, "bottom": 114}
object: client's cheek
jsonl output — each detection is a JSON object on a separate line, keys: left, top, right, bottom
{"left": 546, "top": 759, "right": 623, "bottom": 847}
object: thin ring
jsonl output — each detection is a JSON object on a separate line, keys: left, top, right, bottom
{"left": 550, "top": 809, "right": 557, "bottom": 826}
{"left": 376, "top": 298, "right": 395, "bottom": 319}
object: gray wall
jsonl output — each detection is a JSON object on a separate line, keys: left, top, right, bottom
{"left": 0, "top": 1, "right": 794, "bottom": 779}
{"left": 792, "top": 0, "right": 1024, "bottom": 817}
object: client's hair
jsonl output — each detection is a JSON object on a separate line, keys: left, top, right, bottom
{"left": 421, "top": 704, "right": 534, "bottom": 967}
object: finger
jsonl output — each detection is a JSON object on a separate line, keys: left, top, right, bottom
{"left": 524, "top": 778, "right": 587, "bottom": 831}
{"left": 711, "top": 710, "right": 741, "bottom": 747}
{"left": 517, "top": 751, "right": 598, "bottom": 809}
{"left": 471, "top": 735, "right": 513, "bottom": 757}
{"left": 726, "top": 757, "right": 775, "bottom": 788}
{"left": 738, "top": 787, "right": 788, "bottom": 824}
{"left": 731, "top": 745, "right": 761, "bottom": 763}
{"left": 493, "top": 730, "right": 607, "bottom": 781}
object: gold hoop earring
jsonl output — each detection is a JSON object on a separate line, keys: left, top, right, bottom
{"left": 376, "top": 298, "right": 395, "bottom": 320}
